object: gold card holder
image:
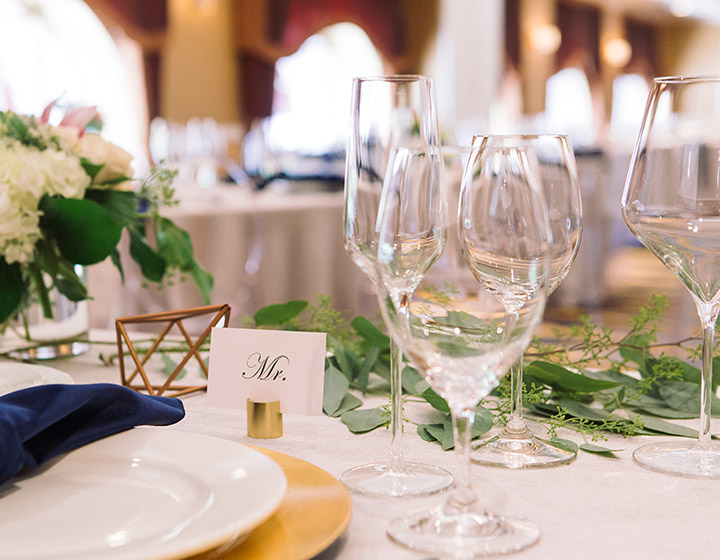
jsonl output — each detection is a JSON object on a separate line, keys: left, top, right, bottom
{"left": 247, "top": 399, "right": 283, "bottom": 439}
{"left": 115, "top": 304, "right": 231, "bottom": 397}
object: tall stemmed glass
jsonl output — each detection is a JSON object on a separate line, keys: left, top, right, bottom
{"left": 342, "top": 75, "right": 453, "bottom": 496}
{"left": 472, "top": 134, "right": 583, "bottom": 468}
{"left": 622, "top": 75, "right": 720, "bottom": 478}
{"left": 376, "top": 144, "right": 551, "bottom": 556}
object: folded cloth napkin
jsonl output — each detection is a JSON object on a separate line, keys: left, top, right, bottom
{"left": 0, "top": 383, "right": 185, "bottom": 486}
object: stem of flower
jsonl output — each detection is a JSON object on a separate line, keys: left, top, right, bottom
{"left": 29, "top": 264, "right": 54, "bottom": 320}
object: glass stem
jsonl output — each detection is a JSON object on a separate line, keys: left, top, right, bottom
{"left": 389, "top": 338, "right": 404, "bottom": 473}
{"left": 29, "top": 264, "right": 53, "bottom": 321}
{"left": 449, "top": 405, "right": 478, "bottom": 509}
{"left": 506, "top": 355, "right": 526, "bottom": 433}
{"left": 696, "top": 301, "right": 720, "bottom": 447}
{"left": 389, "top": 291, "right": 411, "bottom": 474}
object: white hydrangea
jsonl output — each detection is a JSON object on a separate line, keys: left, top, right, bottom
{"left": 0, "top": 141, "right": 90, "bottom": 264}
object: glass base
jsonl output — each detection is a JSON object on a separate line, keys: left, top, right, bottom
{"left": 633, "top": 440, "right": 720, "bottom": 479}
{"left": 340, "top": 462, "right": 453, "bottom": 498}
{"left": 387, "top": 505, "right": 540, "bottom": 557}
{"left": 5, "top": 340, "right": 89, "bottom": 361}
{"left": 471, "top": 427, "right": 576, "bottom": 469}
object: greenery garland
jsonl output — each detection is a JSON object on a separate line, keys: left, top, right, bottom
{"left": 89, "top": 292, "right": 713, "bottom": 459}
{"left": 245, "top": 293, "right": 713, "bottom": 458}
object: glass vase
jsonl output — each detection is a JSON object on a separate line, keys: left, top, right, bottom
{"left": 0, "top": 267, "right": 89, "bottom": 360}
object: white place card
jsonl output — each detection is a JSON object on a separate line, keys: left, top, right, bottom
{"left": 207, "top": 327, "right": 327, "bottom": 415}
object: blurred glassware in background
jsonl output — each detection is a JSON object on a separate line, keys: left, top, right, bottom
{"left": 241, "top": 115, "right": 345, "bottom": 192}
{"left": 149, "top": 116, "right": 245, "bottom": 188}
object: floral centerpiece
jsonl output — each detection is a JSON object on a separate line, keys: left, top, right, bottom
{"left": 0, "top": 104, "right": 212, "bottom": 336}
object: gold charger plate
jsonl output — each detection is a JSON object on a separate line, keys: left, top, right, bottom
{"left": 190, "top": 446, "right": 352, "bottom": 560}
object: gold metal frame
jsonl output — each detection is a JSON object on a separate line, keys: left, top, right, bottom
{"left": 115, "top": 304, "right": 231, "bottom": 397}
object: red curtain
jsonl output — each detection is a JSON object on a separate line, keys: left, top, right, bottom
{"left": 242, "top": 0, "right": 405, "bottom": 123}
{"left": 626, "top": 19, "right": 657, "bottom": 77}
{"left": 556, "top": 1, "right": 600, "bottom": 76}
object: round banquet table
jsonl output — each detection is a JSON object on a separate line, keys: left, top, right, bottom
{"left": 8, "top": 332, "right": 717, "bottom": 560}
{"left": 87, "top": 182, "right": 374, "bottom": 331}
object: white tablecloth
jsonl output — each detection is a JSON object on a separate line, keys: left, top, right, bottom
{"left": 88, "top": 183, "right": 373, "bottom": 330}
{"left": 16, "top": 334, "right": 718, "bottom": 560}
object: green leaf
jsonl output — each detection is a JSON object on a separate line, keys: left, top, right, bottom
{"left": 371, "top": 354, "right": 391, "bottom": 382}
{"left": 84, "top": 189, "right": 137, "bottom": 226}
{"left": 161, "top": 354, "right": 187, "bottom": 380}
{"left": 129, "top": 229, "right": 166, "bottom": 282}
{"left": 0, "top": 259, "right": 24, "bottom": 323}
{"left": 54, "top": 272, "right": 87, "bottom": 302}
{"left": 582, "top": 368, "right": 640, "bottom": 388}
{"left": 657, "top": 381, "right": 720, "bottom": 417}
{"left": 80, "top": 158, "right": 104, "bottom": 179}
{"left": 110, "top": 249, "right": 125, "bottom": 283}
{"left": 154, "top": 217, "right": 213, "bottom": 304}
{"left": 580, "top": 443, "right": 622, "bottom": 458}
{"left": 627, "top": 394, "right": 697, "bottom": 419}
{"left": 418, "top": 423, "right": 441, "bottom": 443}
{"left": 333, "top": 343, "right": 360, "bottom": 383}
{"left": 557, "top": 399, "right": 613, "bottom": 421}
{"left": 665, "top": 357, "right": 719, "bottom": 391}
{"left": 332, "top": 393, "right": 363, "bottom": 417}
{"left": 254, "top": 300, "right": 308, "bottom": 326}
{"left": 438, "top": 416, "right": 456, "bottom": 450}
{"left": 632, "top": 406, "right": 694, "bottom": 419}
{"left": 155, "top": 217, "right": 195, "bottom": 270}
{"left": 341, "top": 408, "right": 386, "bottom": 433}
{"left": 34, "top": 239, "right": 59, "bottom": 277}
{"left": 190, "top": 263, "right": 213, "bottom": 305}
{"left": 474, "top": 404, "right": 495, "bottom": 436}
{"left": 351, "top": 316, "right": 390, "bottom": 349}
{"left": 618, "top": 333, "right": 652, "bottom": 371}
{"left": 417, "top": 406, "right": 494, "bottom": 451}
{"left": 418, "top": 417, "right": 459, "bottom": 450}
{"left": 356, "top": 345, "right": 379, "bottom": 395}
{"left": 39, "top": 196, "right": 123, "bottom": 265}
{"left": 640, "top": 415, "right": 698, "bottom": 438}
{"left": 402, "top": 365, "right": 428, "bottom": 395}
{"left": 541, "top": 437, "right": 579, "bottom": 454}
{"left": 323, "top": 366, "right": 349, "bottom": 417}
{"left": 524, "top": 361, "right": 622, "bottom": 393}
{"left": 421, "top": 387, "right": 450, "bottom": 413}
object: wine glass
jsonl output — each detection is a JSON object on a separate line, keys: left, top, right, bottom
{"left": 376, "top": 143, "right": 551, "bottom": 556}
{"left": 472, "top": 134, "right": 583, "bottom": 468}
{"left": 622, "top": 75, "right": 720, "bottom": 478}
{"left": 342, "top": 75, "right": 453, "bottom": 496}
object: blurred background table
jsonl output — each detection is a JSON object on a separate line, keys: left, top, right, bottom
{"left": 88, "top": 182, "right": 372, "bottom": 330}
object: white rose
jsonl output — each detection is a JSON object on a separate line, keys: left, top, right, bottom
{"left": 75, "top": 134, "right": 134, "bottom": 188}
{"left": 51, "top": 125, "right": 83, "bottom": 150}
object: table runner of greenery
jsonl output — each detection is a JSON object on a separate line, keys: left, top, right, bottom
{"left": 71, "top": 293, "right": 714, "bottom": 458}
{"left": 246, "top": 294, "right": 714, "bottom": 458}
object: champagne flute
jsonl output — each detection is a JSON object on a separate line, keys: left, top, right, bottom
{"left": 622, "top": 75, "right": 720, "bottom": 478}
{"left": 472, "top": 134, "right": 583, "bottom": 468}
{"left": 376, "top": 143, "right": 551, "bottom": 556}
{"left": 342, "top": 75, "right": 453, "bottom": 496}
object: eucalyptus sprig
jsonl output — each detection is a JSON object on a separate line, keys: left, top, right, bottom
{"left": 239, "top": 292, "right": 716, "bottom": 456}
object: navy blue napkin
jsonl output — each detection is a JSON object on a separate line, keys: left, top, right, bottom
{"left": 0, "top": 383, "right": 185, "bottom": 486}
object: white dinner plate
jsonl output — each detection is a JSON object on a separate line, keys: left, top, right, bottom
{"left": 0, "top": 362, "right": 74, "bottom": 396}
{"left": 0, "top": 428, "right": 288, "bottom": 560}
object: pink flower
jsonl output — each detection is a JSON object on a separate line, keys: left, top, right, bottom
{"left": 39, "top": 100, "right": 98, "bottom": 137}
